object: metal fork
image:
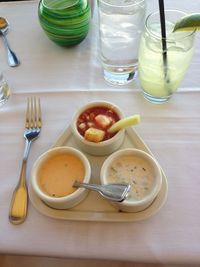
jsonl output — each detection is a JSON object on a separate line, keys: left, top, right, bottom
{"left": 9, "top": 97, "right": 42, "bottom": 224}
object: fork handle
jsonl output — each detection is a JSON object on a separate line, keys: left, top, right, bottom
{"left": 9, "top": 160, "right": 28, "bottom": 225}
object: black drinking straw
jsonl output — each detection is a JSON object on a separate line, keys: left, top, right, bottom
{"left": 158, "top": 0, "right": 170, "bottom": 84}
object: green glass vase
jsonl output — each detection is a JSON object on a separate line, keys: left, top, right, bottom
{"left": 38, "top": 0, "right": 91, "bottom": 46}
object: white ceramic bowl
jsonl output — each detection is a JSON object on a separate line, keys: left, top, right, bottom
{"left": 100, "top": 148, "right": 162, "bottom": 212}
{"left": 30, "top": 146, "right": 91, "bottom": 209}
{"left": 71, "top": 101, "right": 125, "bottom": 156}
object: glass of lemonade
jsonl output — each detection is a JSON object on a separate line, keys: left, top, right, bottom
{"left": 138, "top": 10, "right": 196, "bottom": 103}
{"left": 98, "top": 0, "right": 146, "bottom": 85}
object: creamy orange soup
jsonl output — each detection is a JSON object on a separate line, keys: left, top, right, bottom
{"left": 38, "top": 153, "right": 85, "bottom": 197}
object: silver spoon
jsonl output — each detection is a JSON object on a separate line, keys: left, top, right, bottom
{"left": 73, "top": 181, "right": 131, "bottom": 202}
{"left": 0, "top": 17, "right": 20, "bottom": 67}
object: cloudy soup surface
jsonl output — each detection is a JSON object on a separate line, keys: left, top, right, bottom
{"left": 107, "top": 155, "right": 155, "bottom": 201}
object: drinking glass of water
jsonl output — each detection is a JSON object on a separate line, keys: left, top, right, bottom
{"left": 0, "top": 73, "right": 11, "bottom": 107}
{"left": 98, "top": 0, "right": 146, "bottom": 85}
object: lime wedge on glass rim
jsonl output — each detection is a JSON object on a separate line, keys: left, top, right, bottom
{"left": 173, "top": 13, "right": 200, "bottom": 32}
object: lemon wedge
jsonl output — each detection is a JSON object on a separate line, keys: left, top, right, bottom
{"left": 173, "top": 13, "right": 200, "bottom": 32}
{"left": 108, "top": 115, "right": 140, "bottom": 133}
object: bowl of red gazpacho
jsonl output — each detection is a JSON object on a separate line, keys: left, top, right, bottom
{"left": 71, "top": 101, "right": 125, "bottom": 155}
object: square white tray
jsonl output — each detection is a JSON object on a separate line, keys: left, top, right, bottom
{"left": 29, "top": 127, "right": 168, "bottom": 222}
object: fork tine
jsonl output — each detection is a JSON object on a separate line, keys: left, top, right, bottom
{"left": 30, "top": 97, "right": 34, "bottom": 128}
{"left": 26, "top": 98, "right": 30, "bottom": 129}
{"left": 37, "top": 97, "right": 42, "bottom": 129}
{"left": 26, "top": 97, "right": 41, "bottom": 129}
{"left": 33, "top": 97, "right": 37, "bottom": 128}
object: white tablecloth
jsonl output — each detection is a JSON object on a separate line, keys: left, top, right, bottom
{"left": 0, "top": 0, "right": 200, "bottom": 265}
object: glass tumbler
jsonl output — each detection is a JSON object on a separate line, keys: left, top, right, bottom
{"left": 98, "top": 0, "right": 146, "bottom": 85}
{"left": 138, "top": 10, "right": 196, "bottom": 104}
{"left": 38, "top": 0, "right": 91, "bottom": 46}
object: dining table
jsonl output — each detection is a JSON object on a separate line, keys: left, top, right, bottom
{"left": 0, "top": 0, "right": 200, "bottom": 266}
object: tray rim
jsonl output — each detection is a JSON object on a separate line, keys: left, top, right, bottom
{"left": 29, "top": 127, "right": 168, "bottom": 222}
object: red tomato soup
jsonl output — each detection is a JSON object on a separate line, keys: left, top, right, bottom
{"left": 77, "top": 106, "right": 120, "bottom": 142}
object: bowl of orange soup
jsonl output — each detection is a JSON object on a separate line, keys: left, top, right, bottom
{"left": 30, "top": 147, "right": 91, "bottom": 209}
{"left": 71, "top": 101, "right": 125, "bottom": 156}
